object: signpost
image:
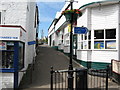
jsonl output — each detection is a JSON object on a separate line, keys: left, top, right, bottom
{"left": 74, "top": 27, "right": 88, "bottom": 34}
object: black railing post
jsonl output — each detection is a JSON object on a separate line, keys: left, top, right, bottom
{"left": 106, "top": 66, "right": 109, "bottom": 90}
{"left": 76, "top": 68, "right": 88, "bottom": 90}
{"left": 51, "top": 66, "right": 54, "bottom": 90}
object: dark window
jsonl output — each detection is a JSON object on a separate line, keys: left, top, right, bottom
{"left": 1, "top": 41, "right": 24, "bottom": 70}
{"left": 85, "top": 34, "right": 87, "bottom": 40}
{"left": 94, "top": 30, "right": 104, "bottom": 39}
{"left": 81, "top": 35, "right": 83, "bottom": 40}
{"left": 106, "top": 29, "right": 116, "bottom": 39}
{"left": 88, "top": 41, "right": 91, "bottom": 49}
{"left": 1, "top": 41, "right": 14, "bottom": 69}
{"left": 88, "top": 31, "right": 91, "bottom": 40}
{"left": 2, "top": 52, "right": 14, "bottom": 68}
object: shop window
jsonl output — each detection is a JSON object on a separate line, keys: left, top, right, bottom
{"left": 1, "top": 41, "right": 24, "bottom": 70}
{"left": 1, "top": 41, "right": 14, "bottom": 69}
{"left": 94, "top": 30, "right": 104, "bottom": 39}
{"left": 94, "top": 29, "right": 116, "bottom": 49}
{"left": 78, "top": 30, "right": 91, "bottom": 50}
{"left": 2, "top": 52, "right": 14, "bottom": 68}
{"left": 106, "top": 29, "right": 116, "bottom": 39}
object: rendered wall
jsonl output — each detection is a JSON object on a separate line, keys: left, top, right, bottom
{"left": 0, "top": 1, "right": 37, "bottom": 88}
{"left": 77, "top": 4, "right": 119, "bottom": 66}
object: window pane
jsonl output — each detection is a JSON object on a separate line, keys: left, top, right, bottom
{"left": 94, "top": 30, "right": 104, "bottom": 39}
{"left": 81, "top": 42, "right": 83, "bottom": 49}
{"left": 1, "top": 41, "right": 14, "bottom": 69}
{"left": 105, "top": 41, "right": 116, "bottom": 49}
{"left": 88, "top": 31, "right": 91, "bottom": 40}
{"left": 7, "top": 42, "right": 14, "bottom": 50}
{"left": 106, "top": 29, "right": 116, "bottom": 39}
{"left": 88, "top": 41, "right": 91, "bottom": 49}
{"left": 19, "top": 42, "right": 24, "bottom": 69}
{"left": 83, "top": 41, "right": 87, "bottom": 49}
{"left": 94, "top": 41, "right": 104, "bottom": 49}
{"left": 85, "top": 34, "right": 87, "bottom": 40}
{"left": 2, "top": 52, "right": 14, "bottom": 68}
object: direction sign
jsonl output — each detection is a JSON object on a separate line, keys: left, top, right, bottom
{"left": 74, "top": 27, "right": 88, "bottom": 34}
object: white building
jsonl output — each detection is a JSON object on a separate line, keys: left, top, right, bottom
{"left": 48, "top": 0, "right": 120, "bottom": 83}
{"left": 0, "top": 0, "right": 39, "bottom": 89}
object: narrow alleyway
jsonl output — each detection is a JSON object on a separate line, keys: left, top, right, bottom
{"left": 19, "top": 45, "right": 81, "bottom": 89}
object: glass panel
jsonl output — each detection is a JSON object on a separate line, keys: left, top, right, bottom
{"left": 106, "top": 29, "right": 116, "bottom": 39}
{"left": 81, "top": 35, "right": 83, "bottom": 40}
{"left": 94, "top": 41, "right": 104, "bottom": 49}
{"left": 1, "top": 41, "right": 14, "bottom": 69}
{"left": 88, "top": 31, "right": 91, "bottom": 40}
{"left": 88, "top": 41, "right": 91, "bottom": 49}
{"left": 83, "top": 41, "right": 87, "bottom": 49}
{"left": 85, "top": 34, "right": 87, "bottom": 40}
{"left": 7, "top": 42, "right": 14, "bottom": 50}
{"left": 2, "top": 52, "right": 14, "bottom": 68}
{"left": 105, "top": 41, "right": 116, "bottom": 49}
{"left": 66, "top": 40, "right": 69, "bottom": 45}
{"left": 81, "top": 42, "right": 83, "bottom": 49}
{"left": 94, "top": 30, "right": 104, "bottom": 39}
{"left": 19, "top": 42, "right": 24, "bottom": 69}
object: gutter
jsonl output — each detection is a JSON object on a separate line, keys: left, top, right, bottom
{"left": 79, "top": 0, "right": 120, "bottom": 9}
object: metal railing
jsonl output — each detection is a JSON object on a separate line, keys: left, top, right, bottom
{"left": 50, "top": 66, "right": 109, "bottom": 90}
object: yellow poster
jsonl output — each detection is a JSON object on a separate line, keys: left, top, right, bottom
{"left": 68, "top": 24, "right": 71, "bottom": 32}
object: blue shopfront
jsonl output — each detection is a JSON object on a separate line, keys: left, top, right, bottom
{"left": 0, "top": 25, "right": 26, "bottom": 89}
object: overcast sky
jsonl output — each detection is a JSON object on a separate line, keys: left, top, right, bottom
{"left": 37, "top": 1, "right": 65, "bottom": 38}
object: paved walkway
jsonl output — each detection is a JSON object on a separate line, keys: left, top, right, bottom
{"left": 19, "top": 45, "right": 81, "bottom": 89}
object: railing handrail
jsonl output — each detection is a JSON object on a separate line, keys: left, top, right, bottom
{"left": 52, "top": 68, "right": 88, "bottom": 73}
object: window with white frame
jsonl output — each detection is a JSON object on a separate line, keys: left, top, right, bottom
{"left": 78, "top": 30, "right": 91, "bottom": 49}
{"left": 94, "top": 29, "right": 116, "bottom": 49}
{"left": 78, "top": 28, "right": 116, "bottom": 50}
{"left": 64, "top": 33, "right": 70, "bottom": 46}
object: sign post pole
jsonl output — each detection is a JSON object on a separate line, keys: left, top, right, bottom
{"left": 68, "top": 1, "right": 73, "bottom": 90}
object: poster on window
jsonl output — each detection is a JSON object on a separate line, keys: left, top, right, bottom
{"left": 106, "top": 41, "right": 116, "bottom": 49}
{"left": 0, "top": 42, "right": 7, "bottom": 50}
{"left": 94, "top": 41, "right": 104, "bottom": 49}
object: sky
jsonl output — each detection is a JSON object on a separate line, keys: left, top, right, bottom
{"left": 37, "top": 1, "right": 65, "bottom": 39}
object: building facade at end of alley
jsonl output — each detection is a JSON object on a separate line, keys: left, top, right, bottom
{"left": 48, "top": 0, "right": 120, "bottom": 84}
{"left": 0, "top": 0, "right": 39, "bottom": 89}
